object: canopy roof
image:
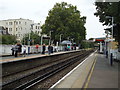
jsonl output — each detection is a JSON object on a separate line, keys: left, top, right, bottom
{"left": 61, "top": 40, "right": 72, "bottom": 45}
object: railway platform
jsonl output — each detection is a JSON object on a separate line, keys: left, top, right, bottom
{"left": 0, "top": 51, "right": 72, "bottom": 63}
{"left": 51, "top": 51, "right": 119, "bottom": 89}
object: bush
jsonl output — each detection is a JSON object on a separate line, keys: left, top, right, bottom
{"left": 0, "top": 35, "right": 17, "bottom": 44}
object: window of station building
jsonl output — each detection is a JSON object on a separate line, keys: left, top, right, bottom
{"left": 9, "top": 28, "right": 12, "bottom": 31}
{"left": 6, "top": 22, "right": 8, "bottom": 25}
{"left": 19, "top": 21, "right": 21, "bottom": 24}
{"left": 36, "top": 26, "right": 37, "bottom": 29}
{"left": 16, "top": 28, "right": 18, "bottom": 31}
{"left": 38, "top": 26, "right": 40, "bottom": 29}
{"left": 9, "top": 22, "right": 13, "bottom": 25}
{"left": 16, "top": 21, "right": 18, "bottom": 25}
{"left": 25, "top": 22, "right": 27, "bottom": 25}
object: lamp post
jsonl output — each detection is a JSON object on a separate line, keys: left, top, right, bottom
{"left": 71, "top": 38, "right": 74, "bottom": 43}
{"left": 104, "top": 29, "right": 109, "bottom": 58}
{"left": 60, "top": 34, "right": 63, "bottom": 45}
{"left": 60, "top": 34, "right": 63, "bottom": 51}
{"left": 41, "top": 35, "right": 43, "bottom": 53}
{"left": 49, "top": 31, "right": 53, "bottom": 45}
{"left": 28, "top": 32, "right": 31, "bottom": 54}
{"left": 28, "top": 33, "right": 30, "bottom": 45}
{"left": 28, "top": 25, "right": 33, "bottom": 54}
{"left": 106, "top": 16, "right": 114, "bottom": 66}
{"left": 106, "top": 16, "right": 114, "bottom": 38}
{"left": 13, "top": 21, "right": 16, "bottom": 36}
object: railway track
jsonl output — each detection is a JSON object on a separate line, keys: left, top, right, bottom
{"left": 2, "top": 50, "right": 94, "bottom": 90}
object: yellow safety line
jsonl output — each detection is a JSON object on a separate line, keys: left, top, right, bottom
{"left": 84, "top": 55, "right": 97, "bottom": 89}
{"left": 1, "top": 54, "right": 46, "bottom": 62}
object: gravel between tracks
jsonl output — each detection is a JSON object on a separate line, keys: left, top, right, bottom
{"left": 30, "top": 53, "right": 90, "bottom": 89}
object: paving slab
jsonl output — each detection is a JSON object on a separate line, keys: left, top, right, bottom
{"left": 53, "top": 52, "right": 97, "bottom": 88}
{"left": 51, "top": 52, "right": 119, "bottom": 89}
{"left": 87, "top": 53, "right": 119, "bottom": 88}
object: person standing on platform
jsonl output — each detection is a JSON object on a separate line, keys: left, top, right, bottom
{"left": 65, "top": 45, "right": 67, "bottom": 51}
{"left": 51, "top": 45, "right": 53, "bottom": 53}
{"left": 67, "top": 45, "right": 70, "bottom": 51}
{"left": 11, "top": 45, "right": 15, "bottom": 56}
{"left": 48, "top": 45, "right": 51, "bottom": 55}
{"left": 36, "top": 44, "right": 39, "bottom": 53}
{"left": 54, "top": 46, "right": 58, "bottom": 52}
{"left": 17, "top": 43, "right": 22, "bottom": 56}
{"left": 14, "top": 44, "right": 18, "bottom": 57}
{"left": 42, "top": 44, "right": 46, "bottom": 54}
{"left": 23, "top": 45, "right": 26, "bottom": 57}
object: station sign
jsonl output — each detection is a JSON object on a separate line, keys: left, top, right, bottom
{"left": 95, "top": 39, "right": 104, "bottom": 42}
{"left": 105, "top": 38, "right": 115, "bottom": 42}
{"left": 43, "top": 36, "right": 50, "bottom": 39}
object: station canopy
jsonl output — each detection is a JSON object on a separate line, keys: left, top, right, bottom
{"left": 61, "top": 40, "right": 72, "bottom": 45}
{"left": 95, "top": 37, "right": 106, "bottom": 42}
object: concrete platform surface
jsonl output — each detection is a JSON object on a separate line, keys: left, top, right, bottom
{"left": 50, "top": 52, "right": 119, "bottom": 89}
{"left": 0, "top": 50, "right": 77, "bottom": 63}
{"left": 51, "top": 51, "right": 97, "bottom": 88}
{"left": 87, "top": 54, "right": 119, "bottom": 88}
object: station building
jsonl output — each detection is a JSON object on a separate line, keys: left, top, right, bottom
{"left": 0, "top": 18, "right": 42, "bottom": 41}
{"left": 31, "top": 23, "right": 41, "bottom": 36}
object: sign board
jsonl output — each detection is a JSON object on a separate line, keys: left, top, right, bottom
{"left": 43, "top": 36, "right": 50, "bottom": 39}
{"left": 105, "top": 38, "right": 115, "bottom": 42}
{"left": 111, "top": 42, "right": 118, "bottom": 49}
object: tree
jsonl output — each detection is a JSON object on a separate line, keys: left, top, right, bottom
{"left": 41, "top": 2, "right": 86, "bottom": 45}
{"left": 94, "top": 2, "right": 120, "bottom": 47}
{"left": 89, "top": 38, "right": 94, "bottom": 40}
{"left": 0, "top": 35, "right": 17, "bottom": 44}
{"left": 22, "top": 31, "right": 40, "bottom": 45}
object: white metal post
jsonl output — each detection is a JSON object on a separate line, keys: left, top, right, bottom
{"left": 60, "top": 34, "right": 63, "bottom": 51}
{"left": 41, "top": 35, "right": 43, "bottom": 53}
{"left": 106, "top": 16, "right": 114, "bottom": 65}
{"left": 28, "top": 27, "right": 32, "bottom": 54}
{"left": 28, "top": 33, "right": 30, "bottom": 45}
{"left": 112, "top": 17, "right": 114, "bottom": 38}
{"left": 49, "top": 31, "right": 51, "bottom": 45}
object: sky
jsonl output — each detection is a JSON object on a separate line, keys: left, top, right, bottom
{"left": 0, "top": 0, "right": 106, "bottom": 39}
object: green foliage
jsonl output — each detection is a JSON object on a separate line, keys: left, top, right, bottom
{"left": 94, "top": 2, "right": 120, "bottom": 45}
{"left": 41, "top": 2, "right": 86, "bottom": 45}
{"left": 81, "top": 41, "right": 94, "bottom": 49}
{"left": 0, "top": 35, "right": 17, "bottom": 44}
{"left": 22, "top": 31, "right": 41, "bottom": 45}
{"left": 94, "top": 2, "right": 120, "bottom": 26}
{"left": 89, "top": 38, "right": 94, "bottom": 40}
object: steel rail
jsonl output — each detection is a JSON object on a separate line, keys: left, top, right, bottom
{"left": 2, "top": 50, "right": 93, "bottom": 90}
{"left": 14, "top": 51, "right": 91, "bottom": 90}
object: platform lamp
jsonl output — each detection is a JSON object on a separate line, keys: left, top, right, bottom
{"left": 106, "top": 16, "right": 114, "bottom": 38}
{"left": 28, "top": 24, "right": 33, "bottom": 54}
{"left": 49, "top": 30, "right": 53, "bottom": 45}
{"left": 40, "top": 34, "right": 43, "bottom": 53}
{"left": 104, "top": 28, "right": 110, "bottom": 58}
{"left": 106, "top": 16, "right": 114, "bottom": 66}
{"left": 60, "top": 34, "right": 63, "bottom": 51}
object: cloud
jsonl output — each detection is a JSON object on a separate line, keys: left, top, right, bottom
{"left": 0, "top": 0, "right": 106, "bottom": 39}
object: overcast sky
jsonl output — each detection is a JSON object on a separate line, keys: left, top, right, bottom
{"left": 0, "top": 0, "right": 106, "bottom": 39}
